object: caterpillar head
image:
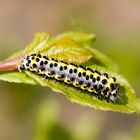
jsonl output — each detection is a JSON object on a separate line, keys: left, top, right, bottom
{"left": 18, "top": 54, "right": 38, "bottom": 72}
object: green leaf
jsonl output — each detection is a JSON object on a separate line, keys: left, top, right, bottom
{"left": 53, "top": 31, "right": 118, "bottom": 71}
{"left": 45, "top": 37, "right": 93, "bottom": 65}
{"left": 25, "top": 32, "right": 52, "bottom": 54}
{"left": 24, "top": 65, "right": 140, "bottom": 114}
{"left": 0, "top": 71, "right": 36, "bottom": 85}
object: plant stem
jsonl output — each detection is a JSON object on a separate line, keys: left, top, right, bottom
{"left": 0, "top": 56, "right": 23, "bottom": 71}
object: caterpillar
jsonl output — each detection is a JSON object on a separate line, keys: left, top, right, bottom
{"left": 18, "top": 53, "right": 119, "bottom": 103}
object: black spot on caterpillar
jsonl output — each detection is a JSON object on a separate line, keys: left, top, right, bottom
{"left": 18, "top": 53, "right": 119, "bottom": 103}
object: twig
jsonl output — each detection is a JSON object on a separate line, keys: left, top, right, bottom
{"left": 0, "top": 56, "right": 24, "bottom": 71}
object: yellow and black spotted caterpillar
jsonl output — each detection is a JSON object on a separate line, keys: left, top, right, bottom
{"left": 18, "top": 53, "right": 119, "bottom": 103}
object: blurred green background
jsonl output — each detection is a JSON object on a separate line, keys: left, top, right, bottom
{"left": 0, "top": 0, "right": 140, "bottom": 140}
